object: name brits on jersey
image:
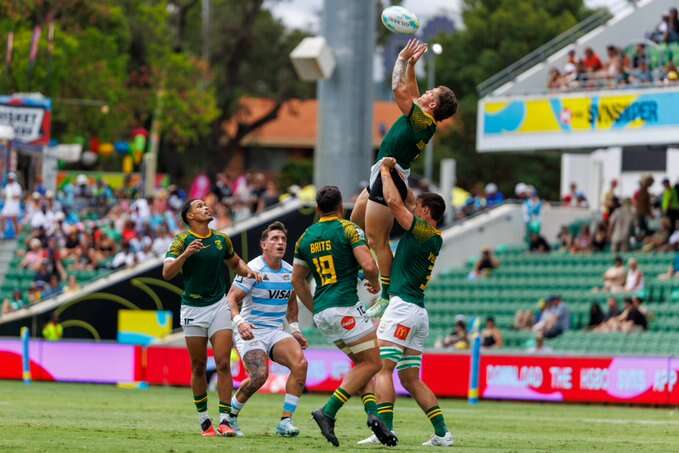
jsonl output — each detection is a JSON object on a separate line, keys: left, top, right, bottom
{"left": 310, "top": 240, "right": 333, "bottom": 254}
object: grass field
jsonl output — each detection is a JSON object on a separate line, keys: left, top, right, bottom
{"left": 1, "top": 381, "right": 679, "bottom": 452}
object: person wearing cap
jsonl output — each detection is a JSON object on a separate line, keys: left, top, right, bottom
{"left": 0, "top": 172, "right": 22, "bottom": 238}
{"left": 485, "top": 183, "right": 504, "bottom": 208}
{"left": 532, "top": 295, "right": 570, "bottom": 339}
{"left": 522, "top": 190, "right": 543, "bottom": 237}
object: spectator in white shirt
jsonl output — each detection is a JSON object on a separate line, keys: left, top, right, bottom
{"left": 151, "top": 224, "right": 173, "bottom": 257}
{"left": 1, "top": 172, "right": 22, "bottom": 237}
{"left": 625, "top": 258, "right": 645, "bottom": 292}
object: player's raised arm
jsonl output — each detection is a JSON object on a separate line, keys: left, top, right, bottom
{"left": 162, "top": 238, "right": 203, "bottom": 280}
{"left": 226, "top": 254, "right": 262, "bottom": 281}
{"left": 392, "top": 39, "right": 428, "bottom": 115}
{"left": 380, "top": 158, "right": 414, "bottom": 231}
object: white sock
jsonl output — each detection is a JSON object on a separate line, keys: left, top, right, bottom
{"left": 231, "top": 395, "right": 244, "bottom": 416}
{"left": 282, "top": 394, "right": 300, "bottom": 418}
{"left": 198, "top": 411, "right": 210, "bottom": 424}
{"left": 219, "top": 412, "right": 229, "bottom": 423}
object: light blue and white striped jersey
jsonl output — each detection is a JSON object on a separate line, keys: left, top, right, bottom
{"left": 232, "top": 256, "right": 293, "bottom": 330}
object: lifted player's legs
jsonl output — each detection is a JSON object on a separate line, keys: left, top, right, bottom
{"left": 210, "top": 329, "right": 236, "bottom": 437}
{"left": 271, "top": 337, "right": 308, "bottom": 436}
{"left": 350, "top": 189, "right": 370, "bottom": 230}
{"left": 365, "top": 200, "right": 394, "bottom": 307}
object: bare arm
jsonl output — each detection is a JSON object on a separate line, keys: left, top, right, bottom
{"left": 162, "top": 239, "right": 204, "bottom": 280}
{"left": 353, "top": 245, "right": 380, "bottom": 293}
{"left": 286, "top": 290, "right": 308, "bottom": 349}
{"left": 392, "top": 39, "right": 428, "bottom": 114}
{"left": 226, "top": 284, "right": 255, "bottom": 340}
{"left": 226, "top": 254, "right": 262, "bottom": 280}
{"left": 380, "top": 158, "right": 414, "bottom": 231}
{"left": 292, "top": 264, "right": 314, "bottom": 313}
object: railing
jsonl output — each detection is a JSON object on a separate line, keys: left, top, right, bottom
{"left": 476, "top": 0, "right": 635, "bottom": 97}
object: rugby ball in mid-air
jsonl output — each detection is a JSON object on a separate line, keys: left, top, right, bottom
{"left": 381, "top": 6, "right": 420, "bottom": 35}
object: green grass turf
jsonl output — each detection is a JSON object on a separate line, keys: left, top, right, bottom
{"left": 1, "top": 381, "right": 678, "bottom": 452}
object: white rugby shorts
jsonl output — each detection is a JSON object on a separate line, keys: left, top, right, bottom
{"left": 180, "top": 295, "right": 232, "bottom": 338}
{"left": 313, "top": 304, "right": 375, "bottom": 344}
{"left": 233, "top": 327, "right": 293, "bottom": 358}
{"left": 377, "top": 296, "right": 429, "bottom": 352}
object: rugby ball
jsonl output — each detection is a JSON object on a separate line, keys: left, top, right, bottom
{"left": 381, "top": 6, "right": 420, "bottom": 35}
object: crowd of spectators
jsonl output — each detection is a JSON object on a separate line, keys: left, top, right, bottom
{"left": 588, "top": 296, "right": 648, "bottom": 333}
{"left": 435, "top": 315, "right": 504, "bottom": 351}
{"left": 0, "top": 170, "right": 289, "bottom": 317}
{"left": 548, "top": 7, "right": 679, "bottom": 91}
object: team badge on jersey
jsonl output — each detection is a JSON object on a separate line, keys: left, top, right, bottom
{"left": 394, "top": 323, "right": 411, "bottom": 340}
{"left": 215, "top": 239, "right": 223, "bottom": 250}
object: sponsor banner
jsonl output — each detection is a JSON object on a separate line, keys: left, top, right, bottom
{"left": 0, "top": 339, "right": 138, "bottom": 383}
{"left": 0, "top": 95, "right": 51, "bottom": 145}
{"left": 117, "top": 310, "right": 173, "bottom": 346}
{"left": 477, "top": 87, "right": 679, "bottom": 151}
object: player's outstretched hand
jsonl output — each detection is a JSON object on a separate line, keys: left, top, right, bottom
{"left": 245, "top": 269, "right": 263, "bottom": 282}
{"left": 398, "top": 38, "right": 419, "bottom": 61}
{"left": 381, "top": 157, "right": 397, "bottom": 170}
{"left": 410, "top": 41, "right": 428, "bottom": 64}
{"left": 183, "top": 239, "right": 205, "bottom": 257}
{"left": 292, "top": 331, "right": 308, "bottom": 349}
{"left": 238, "top": 322, "right": 254, "bottom": 340}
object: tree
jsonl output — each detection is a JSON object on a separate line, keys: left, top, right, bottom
{"left": 418, "top": 0, "right": 594, "bottom": 200}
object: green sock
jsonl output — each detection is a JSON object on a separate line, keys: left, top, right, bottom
{"left": 193, "top": 392, "right": 208, "bottom": 413}
{"left": 425, "top": 405, "right": 447, "bottom": 437}
{"left": 380, "top": 276, "right": 391, "bottom": 300}
{"left": 361, "top": 393, "right": 377, "bottom": 416}
{"left": 218, "top": 400, "right": 231, "bottom": 415}
{"left": 376, "top": 402, "right": 394, "bottom": 431}
{"left": 323, "top": 387, "right": 350, "bottom": 419}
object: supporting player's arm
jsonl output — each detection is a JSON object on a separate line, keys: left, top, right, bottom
{"left": 392, "top": 39, "right": 428, "bottom": 115}
{"left": 286, "top": 291, "right": 308, "bottom": 349}
{"left": 381, "top": 158, "right": 415, "bottom": 231}
{"left": 226, "top": 255, "right": 262, "bottom": 281}
{"left": 291, "top": 264, "right": 314, "bottom": 313}
{"left": 226, "top": 284, "right": 255, "bottom": 340}
{"left": 353, "top": 245, "right": 380, "bottom": 294}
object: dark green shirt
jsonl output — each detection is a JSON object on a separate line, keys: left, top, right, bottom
{"left": 165, "top": 229, "right": 235, "bottom": 307}
{"left": 294, "top": 215, "right": 366, "bottom": 314}
{"left": 390, "top": 216, "right": 442, "bottom": 307}
{"left": 376, "top": 102, "right": 437, "bottom": 170}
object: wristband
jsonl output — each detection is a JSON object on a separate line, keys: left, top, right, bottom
{"left": 233, "top": 314, "right": 245, "bottom": 328}
{"left": 288, "top": 322, "right": 301, "bottom": 334}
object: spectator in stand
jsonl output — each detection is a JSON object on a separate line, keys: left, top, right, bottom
{"left": 529, "top": 232, "right": 551, "bottom": 253}
{"left": 468, "top": 247, "right": 500, "bottom": 280}
{"left": 582, "top": 47, "right": 603, "bottom": 75}
{"left": 42, "top": 274, "right": 63, "bottom": 299}
{"left": 661, "top": 178, "right": 679, "bottom": 232}
{"left": 649, "top": 13, "right": 670, "bottom": 43}
{"left": 587, "top": 302, "right": 605, "bottom": 330}
{"left": 591, "top": 223, "right": 608, "bottom": 252}
{"left": 484, "top": 183, "right": 504, "bottom": 208}
{"left": 523, "top": 190, "right": 543, "bottom": 236}
{"left": 34, "top": 260, "right": 52, "bottom": 286}
{"left": 21, "top": 238, "right": 45, "bottom": 271}
{"left": 642, "top": 217, "right": 672, "bottom": 252}
{"left": 463, "top": 182, "right": 487, "bottom": 216}
{"left": 596, "top": 45, "right": 626, "bottom": 86}
{"left": 605, "top": 297, "right": 621, "bottom": 321}
{"left": 628, "top": 43, "right": 652, "bottom": 84}
{"left": 257, "top": 179, "right": 281, "bottom": 213}
{"left": 603, "top": 256, "right": 626, "bottom": 293}
{"left": 633, "top": 175, "right": 653, "bottom": 238}
{"left": 515, "top": 182, "right": 530, "bottom": 200}
{"left": 533, "top": 295, "right": 570, "bottom": 339}
{"left": 562, "top": 182, "right": 588, "bottom": 207}
{"left": 562, "top": 49, "right": 579, "bottom": 85}
{"left": 602, "top": 179, "right": 620, "bottom": 222}
{"left": 111, "top": 241, "right": 137, "bottom": 270}
{"left": 1, "top": 172, "right": 23, "bottom": 238}
{"left": 548, "top": 67, "right": 565, "bottom": 89}
{"left": 557, "top": 225, "right": 574, "bottom": 251}
{"left": 481, "top": 317, "right": 504, "bottom": 348}
{"left": 608, "top": 198, "right": 634, "bottom": 252}
{"left": 659, "top": 252, "right": 679, "bottom": 280}
{"left": 64, "top": 274, "right": 80, "bottom": 294}
{"left": 621, "top": 296, "right": 648, "bottom": 332}
{"left": 151, "top": 224, "right": 174, "bottom": 257}
{"left": 571, "top": 224, "right": 593, "bottom": 254}
{"left": 664, "top": 7, "right": 679, "bottom": 44}
{"left": 437, "top": 316, "right": 469, "bottom": 350}
{"left": 624, "top": 258, "right": 644, "bottom": 292}
{"left": 663, "top": 61, "right": 679, "bottom": 83}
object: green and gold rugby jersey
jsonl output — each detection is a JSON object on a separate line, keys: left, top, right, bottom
{"left": 390, "top": 216, "right": 442, "bottom": 307}
{"left": 375, "top": 102, "right": 436, "bottom": 170}
{"left": 294, "top": 215, "right": 367, "bottom": 314}
{"left": 164, "top": 229, "right": 235, "bottom": 307}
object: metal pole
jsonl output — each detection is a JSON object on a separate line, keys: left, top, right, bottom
{"left": 202, "top": 0, "right": 210, "bottom": 62}
{"left": 440, "top": 158, "right": 455, "bottom": 226}
{"left": 424, "top": 54, "right": 435, "bottom": 182}
{"left": 144, "top": 82, "right": 164, "bottom": 198}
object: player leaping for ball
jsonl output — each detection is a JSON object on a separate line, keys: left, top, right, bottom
{"left": 361, "top": 157, "right": 454, "bottom": 447}
{"left": 292, "top": 186, "right": 397, "bottom": 448}
{"left": 350, "top": 38, "right": 458, "bottom": 318}
{"left": 225, "top": 221, "right": 309, "bottom": 437}
{"left": 163, "top": 199, "right": 261, "bottom": 437}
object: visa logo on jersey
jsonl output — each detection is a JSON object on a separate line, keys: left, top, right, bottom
{"left": 269, "top": 289, "right": 291, "bottom": 299}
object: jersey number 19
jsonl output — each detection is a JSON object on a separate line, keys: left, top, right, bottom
{"left": 313, "top": 255, "right": 337, "bottom": 286}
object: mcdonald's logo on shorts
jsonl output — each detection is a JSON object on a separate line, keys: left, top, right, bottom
{"left": 394, "top": 324, "right": 411, "bottom": 340}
